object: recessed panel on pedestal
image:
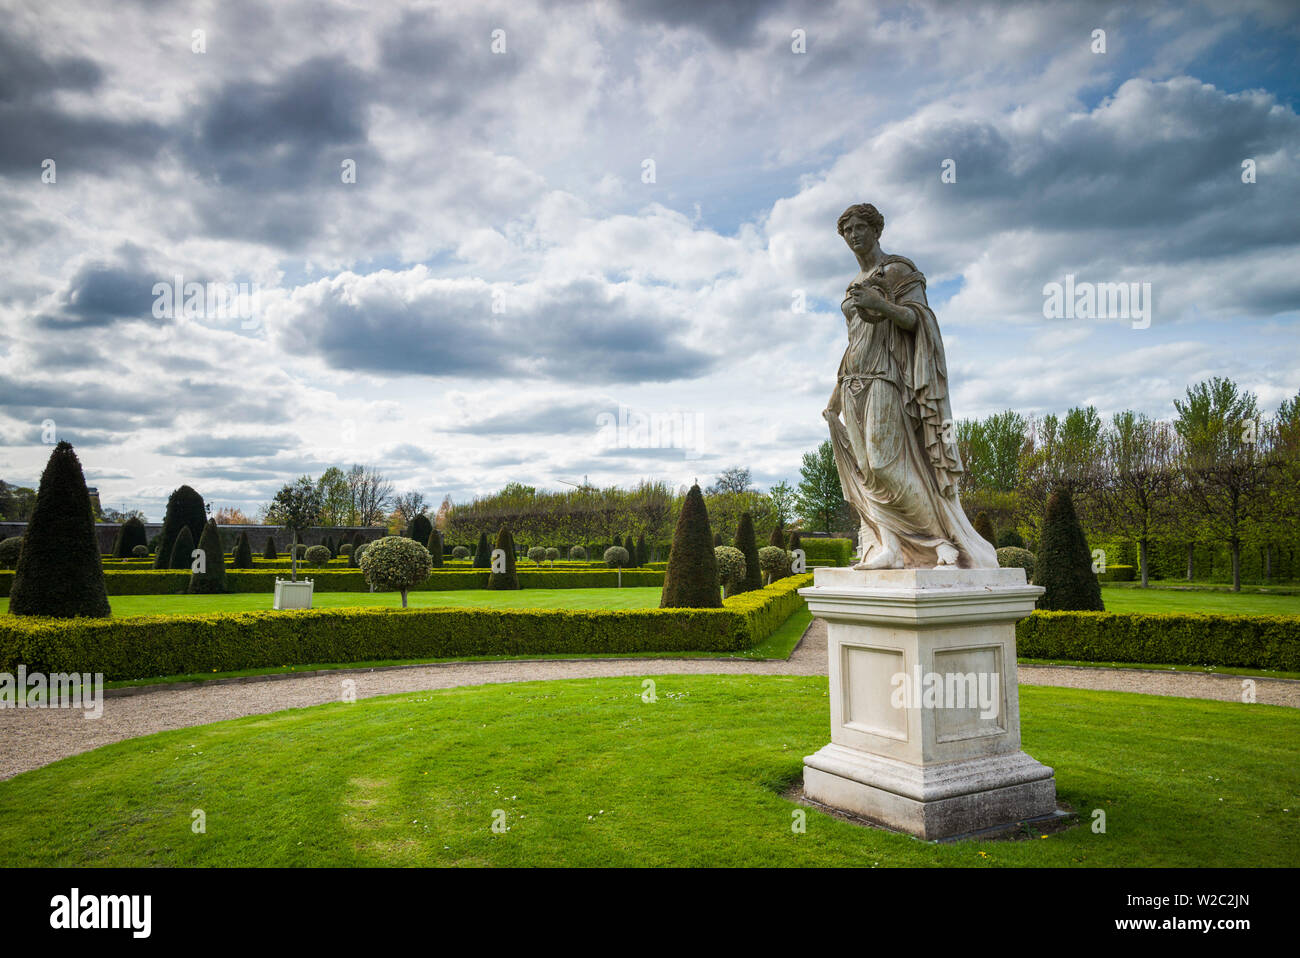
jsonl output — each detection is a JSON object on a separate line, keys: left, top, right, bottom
{"left": 841, "top": 644, "right": 907, "bottom": 741}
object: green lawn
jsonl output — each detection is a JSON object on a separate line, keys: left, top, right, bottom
{"left": 8, "top": 587, "right": 667, "bottom": 618}
{"left": 1099, "top": 586, "right": 1300, "bottom": 615}
{"left": 0, "top": 676, "right": 1295, "bottom": 867}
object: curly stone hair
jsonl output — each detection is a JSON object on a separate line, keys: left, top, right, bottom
{"left": 837, "top": 203, "right": 884, "bottom": 239}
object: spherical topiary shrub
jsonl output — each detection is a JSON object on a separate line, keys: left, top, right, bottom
{"left": 357, "top": 535, "right": 432, "bottom": 607}
{"left": 304, "top": 545, "right": 331, "bottom": 567}
{"left": 996, "top": 546, "right": 1036, "bottom": 582}
{"left": 758, "top": 546, "right": 789, "bottom": 585}
{"left": 339, "top": 543, "right": 353, "bottom": 556}
{"left": 714, "top": 545, "right": 746, "bottom": 597}
{"left": 527, "top": 546, "right": 546, "bottom": 565}
{"left": 603, "top": 546, "right": 629, "bottom": 568}
{"left": 569, "top": 546, "right": 587, "bottom": 560}
{"left": 452, "top": 545, "right": 470, "bottom": 559}
{"left": 132, "top": 544, "right": 149, "bottom": 559}
{"left": 545, "top": 547, "right": 559, "bottom": 563}
{"left": 0, "top": 537, "right": 22, "bottom": 569}
{"left": 293, "top": 543, "right": 307, "bottom": 559}
{"left": 355, "top": 543, "right": 369, "bottom": 562}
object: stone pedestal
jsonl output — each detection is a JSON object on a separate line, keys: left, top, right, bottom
{"left": 273, "top": 578, "right": 314, "bottom": 610}
{"left": 798, "top": 566, "right": 1056, "bottom": 840}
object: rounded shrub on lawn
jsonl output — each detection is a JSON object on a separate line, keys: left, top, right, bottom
{"left": 339, "top": 543, "right": 353, "bottom": 556}
{"left": 714, "top": 545, "right": 746, "bottom": 597}
{"left": 357, "top": 535, "right": 432, "bottom": 608}
{"left": 569, "top": 546, "right": 587, "bottom": 560}
{"left": 604, "top": 546, "right": 629, "bottom": 568}
{"left": 996, "top": 546, "right": 1036, "bottom": 582}
{"left": 0, "top": 536, "right": 22, "bottom": 569}
{"left": 758, "top": 546, "right": 789, "bottom": 585}
{"left": 451, "top": 546, "right": 470, "bottom": 559}
{"left": 131, "top": 545, "right": 149, "bottom": 559}
{"left": 545, "top": 547, "right": 559, "bottom": 564}
{"left": 304, "top": 545, "right": 332, "bottom": 567}
{"left": 528, "top": 546, "right": 546, "bottom": 565}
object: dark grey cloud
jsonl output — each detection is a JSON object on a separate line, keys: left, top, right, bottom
{"left": 0, "top": 30, "right": 168, "bottom": 176}
{"left": 169, "top": 434, "right": 300, "bottom": 458}
{"left": 612, "top": 0, "right": 787, "bottom": 48}
{"left": 443, "top": 399, "right": 611, "bottom": 435}
{"left": 281, "top": 277, "right": 717, "bottom": 384}
{"left": 37, "top": 256, "right": 166, "bottom": 329}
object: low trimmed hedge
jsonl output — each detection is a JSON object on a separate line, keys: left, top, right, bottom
{"left": 0, "top": 574, "right": 815, "bottom": 681}
{"left": 1016, "top": 612, "right": 1300, "bottom": 671}
{"left": 1097, "top": 564, "right": 1136, "bottom": 582}
{"left": 0, "top": 569, "right": 666, "bottom": 596}
{"left": 800, "top": 538, "right": 854, "bottom": 567}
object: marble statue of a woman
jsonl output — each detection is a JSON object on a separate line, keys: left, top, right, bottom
{"left": 823, "top": 203, "right": 998, "bottom": 570}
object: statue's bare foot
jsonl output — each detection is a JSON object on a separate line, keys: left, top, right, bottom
{"left": 854, "top": 547, "right": 901, "bottom": 570}
{"left": 934, "top": 543, "right": 959, "bottom": 568}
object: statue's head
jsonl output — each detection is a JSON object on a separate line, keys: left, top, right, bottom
{"left": 837, "top": 203, "right": 884, "bottom": 253}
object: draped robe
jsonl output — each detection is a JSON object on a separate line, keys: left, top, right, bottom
{"left": 825, "top": 254, "right": 997, "bottom": 569}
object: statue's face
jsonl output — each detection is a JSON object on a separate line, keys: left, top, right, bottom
{"left": 841, "top": 215, "right": 877, "bottom": 254}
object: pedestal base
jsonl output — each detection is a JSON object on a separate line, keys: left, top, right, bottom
{"left": 799, "top": 566, "right": 1055, "bottom": 841}
{"left": 803, "top": 742, "right": 1056, "bottom": 840}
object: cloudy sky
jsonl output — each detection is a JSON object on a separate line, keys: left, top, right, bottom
{"left": 1, "top": 0, "right": 1297, "bottom": 520}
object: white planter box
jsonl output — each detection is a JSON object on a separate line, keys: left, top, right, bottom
{"left": 274, "top": 578, "right": 314, "bottom": 610}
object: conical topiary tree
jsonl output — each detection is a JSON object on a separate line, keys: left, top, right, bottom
{"left": 473, "top": 531, "right": 491, "bottom": 568}
{"left": 325, "top": 534, "right": 336, "bottom": 558}
{"left": 169, "top": 525, "right": 196, "bottom": 571}
{"left": 974, "top": 511, "right": 997, "bottom": 547}
{"left": 408, "top": 513, "right": 433, "bottom": 545}
{"left": 232, "top": 531, "right": 254, "bottom": 569}
{"left": 263, "top": 535, "right": 278, "bottom": 559}
{"left": 488, "top": 525, "right": 519, "bottom": 590}
{"left": 732, "top": 512, "right": 762, "bottom": 595}
{"left": 1037, "top": 489, "right": 1104, "bottom": 611}
{"left": 660, "top": 483, "right": 721, "bottom": 608}
{"left": 189, "top": 519, "right": 227, "bottom": 594}
{"left": 111, "top": 515, "right": 148, "bottom": 557}
{"left": 636, "top": 533, "right": 648, "bottom": 568}
{"left": 154, "top": 485, "right": 206, "bottom": 568}
{"left": 8, "top": 441, "right": 111, "bottom": 618}
{"left": 427, "top": 529, "right": 444, "bottom": 567}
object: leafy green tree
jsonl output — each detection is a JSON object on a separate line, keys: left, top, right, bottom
{"left": 267, "top": 477, "right": 323, "bottom": 581}
{"left": 660, "top": 483, "right": 721, "bottom": 609}
{"left": 8, "top": 441, "right": 110, "bottom": 618}
{"left": 714, "top": 545, "right": 746, "bottom": 597}
{"left": 796, "top": 441, "right": 846, "bottom": 534}
{"left": 768, "top": 481, "right": 796, "bottom": 527}
{"left": 358, "top": 535, "right": 432, "bottom": 607}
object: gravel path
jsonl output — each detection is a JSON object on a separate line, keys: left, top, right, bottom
{"left": 1, "top": 619, "right": 1294, "bottom": 781}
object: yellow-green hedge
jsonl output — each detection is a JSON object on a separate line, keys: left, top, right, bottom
{"left": 0, "top": 575, "right": 814, "bottom": 681}
{"left": 0, "top": 569, "right": 666, "bottom": 596}
{"left": 1016, "top": 611, "right": 1300, "bottom": 671}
